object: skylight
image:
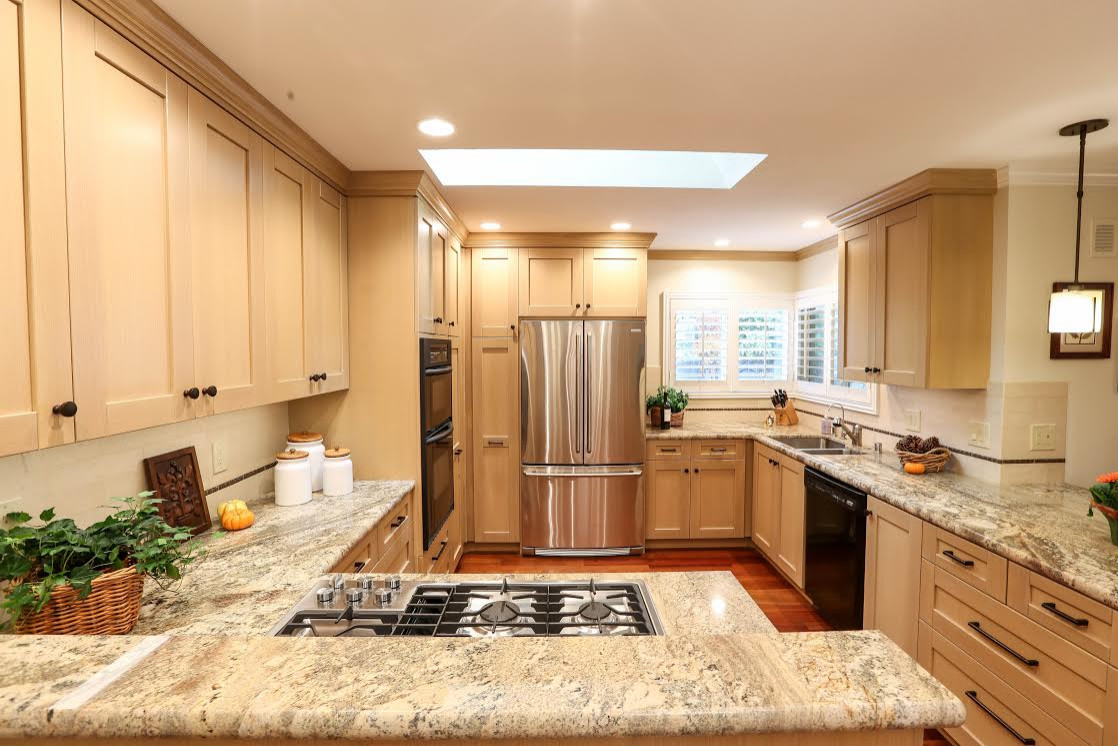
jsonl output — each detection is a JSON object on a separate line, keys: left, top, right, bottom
{"left": 418, "top": 149, "right": 766, "bottom": 189}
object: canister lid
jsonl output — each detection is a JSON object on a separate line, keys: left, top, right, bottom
{"left": 276, "top": 449, "right": 309, "bottom": 461}
{"left": 287, "top": 431, "right": 324, "bottom": 444}
{"left": 324, "top": 447, "right": 351, "bottom": 459}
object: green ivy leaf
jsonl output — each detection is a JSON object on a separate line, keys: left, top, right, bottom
{"left": 38, "top": 508, "right": 56, "bottom": 522}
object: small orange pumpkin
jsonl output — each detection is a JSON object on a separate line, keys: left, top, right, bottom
{"left": 903, "top": 462, "right": 926, "bottom": 475}
{"left": 220, "top": 506, "right": 255, "bottom": 531}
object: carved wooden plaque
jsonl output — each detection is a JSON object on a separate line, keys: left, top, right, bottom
{"left": 143, "top": 447, "right": 211, "bottom": 536}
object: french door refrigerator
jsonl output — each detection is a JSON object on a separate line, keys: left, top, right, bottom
{"left": 519, "top": 319, "right": 646, "bottom": 555}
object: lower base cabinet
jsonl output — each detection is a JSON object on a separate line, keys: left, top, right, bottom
{"left": 864, "top": 495, "right": 922, "bottom": 657}
{"left": 751, "top": 444, "right": 804, "bottom": 588}
{"left": 645, "top": 440, "right": 746, "bottom": 540}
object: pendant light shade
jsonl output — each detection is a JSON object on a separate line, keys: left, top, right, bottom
{"left": 1048, "top": 287, "right": 1098, "bottom": 333}
{"left": 1047, "top": 118, "right": 1109, "bottom": 334}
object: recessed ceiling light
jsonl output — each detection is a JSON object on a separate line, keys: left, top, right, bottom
{"left": 801, "top": 219, "right": 823, "bottom": 229}
{"left": 418, "top": 149, "right": 766, "bottom": 189}
{"left": 714, "top": 238, "right": 730, "bottom": 248}
{"left": 479, "top": 221, "right": 501, "bottom": 230}
{"left": 417, "top": 118, "right": 455, "bottom": 137}
{"left": 610, "top": 222, "right": 632, "bottom": 231}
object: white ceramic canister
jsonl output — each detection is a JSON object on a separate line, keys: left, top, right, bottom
{"left": 274, "top": 449, "right": 312, "bottom": 507}
{"left": 286, "top": 431, "right": 325, "bottom": 492}
{"left": 322, "top": 447, "right": 354, "bottom": 497}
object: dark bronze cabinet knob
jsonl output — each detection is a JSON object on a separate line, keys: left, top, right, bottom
{"left": 434, "top": 316, "right": 443, "bottom": 324}
{"left": 448, "top": 321, "right": 455, "bottom": 326}
{"left": 52, "top": 401, "right": 78, "bottom": 418}
{"left": 202, "top": 385, "right": 218, "bottom": 397}
{"left": 183, "top": 387, "right": 200, "bottom": 400}
{"left": 309, "top": 374, "right": 320, "bottom": 382}
{"left": 319, "top": 372, "right": 327, "bottom": 380}
{"left": 575, "top": 303, "right": 581, "bottom": 309}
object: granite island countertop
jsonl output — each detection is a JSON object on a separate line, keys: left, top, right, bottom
{"left": 648, "top": 421, "right": 1118, "bottom": 610}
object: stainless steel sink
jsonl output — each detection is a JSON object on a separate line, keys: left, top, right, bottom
{"left": 770, "top": 435, "right": 847, "bottom": 450}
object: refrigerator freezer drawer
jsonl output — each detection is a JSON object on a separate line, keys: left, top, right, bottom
{"left": 520, "top": 466, "right": 644, "bottom": 553}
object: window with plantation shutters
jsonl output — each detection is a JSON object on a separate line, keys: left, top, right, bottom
{"left": 738, "top": 309, "right": 787, "bottom": 381}
{"left": 795, "top": 304, "right": 827, "bottom": 386}
{"left": 830, "top": 305, "right": 866, "bottom": 391}
{"left": 673, "top": 307, "right": 728, "bottom": 383}
{"left": 794, "top": 288, "right": 874, "bottom": 407}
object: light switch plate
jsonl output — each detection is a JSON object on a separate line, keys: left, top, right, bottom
{"left": 0, "top": 497, "right": 26, "bottom": 528}
{"left": 968, "top": 421, "right": 991, "bottom": 449}
{"left": 212, "top": 439, "right": 228, "bottom": 474}
{"left": 1030, "top": 424, "right": 1057, "bottom": 452}
{"left": 904, "top": 409, "right": 922, "bottom": 432}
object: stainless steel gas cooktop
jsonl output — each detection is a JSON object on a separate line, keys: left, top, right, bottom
{"left": 270, "top": 577, "right": 664, "bottom": 637}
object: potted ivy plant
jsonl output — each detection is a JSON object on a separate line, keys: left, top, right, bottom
{"left": 663, "top": 386, "right": 690, "bottom": 427}
{"left": 0, "top": 492, "right": 203, "bottom": 634}
{"left": 646, "top": 390, "right": 666, "bottom": 427}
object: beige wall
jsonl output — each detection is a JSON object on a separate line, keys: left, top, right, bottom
{"left": 0, "top": 403, "right": 289, "bottom": 527}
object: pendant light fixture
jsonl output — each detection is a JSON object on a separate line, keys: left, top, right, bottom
{"left": 1047, "top": 118, "right": 1109, "bottom": 333}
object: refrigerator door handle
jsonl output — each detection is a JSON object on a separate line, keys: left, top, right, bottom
{"left": 522, "top": 465, "right": 644, "bottom": 477}
{"left": 585, "top": 329, "right": 592, "bottom": 455}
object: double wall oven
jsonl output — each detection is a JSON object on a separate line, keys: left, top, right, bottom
{"left": 420, "top": 338, "right": 453, "bottom": 550}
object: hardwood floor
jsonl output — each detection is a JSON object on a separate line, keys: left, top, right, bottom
{"left": 457, "top": 548, "right": 950, "bottom": 746}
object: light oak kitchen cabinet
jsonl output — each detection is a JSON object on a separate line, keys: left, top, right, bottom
{"left": 306, "top": 178, "right": 349, "bottom": 393}
{"left": 645, "top": 440, "right": 747, "bottom": 540}
{"left": 472, "top": 248, "right": 519, "bottom": 337}
{"left": 864, "top": 495, "right": 923, "bottom": 657}
{"left": 518, "top": 247, "right": 647, "bottom": 317}
{"left": 832, "top": 169, "right": 995, "bottom": 389}
{"left": 471, "top": 337, "right": 520, "bottom": 543}
{"left": 751, "top": 443, "right": 804, "bottom": 588}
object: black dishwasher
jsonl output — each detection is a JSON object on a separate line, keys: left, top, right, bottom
{"left": 803, "top": 467, "right": 868, "bottom": 630}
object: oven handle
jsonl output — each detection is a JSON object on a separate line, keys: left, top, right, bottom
{"left": 423, "top": 365, "right": 453, "bottom": 376}
{"left": 424, "top": 421, "right": 454, "bottom": 444}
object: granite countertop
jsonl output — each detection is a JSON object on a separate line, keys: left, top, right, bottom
{"left": 648, "top": 422, "right": 1118, "bottom": 610}
{"left": 0, "top": 629, "right": 960, "bottom": 741}
{"left": 133, "top": 480, "right": 415, "bottom": 635}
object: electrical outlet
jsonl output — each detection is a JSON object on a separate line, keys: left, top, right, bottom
{"left": 0, "top": 497, "right": 26, "bottom": 527}
{"left": 1030, "top": 424, "right": 1057, "bottom": 452}
{"left": 212, "top": 439, "right": 228, "bottom": 474}
{"left": 903, "top": 409, "right": 922, "bottom": 433}
{"left": 968, "top": 421, "right": 991, "bottom": 449}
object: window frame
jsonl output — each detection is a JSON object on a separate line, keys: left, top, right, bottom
{"left": 793, "top": 287, "right": 877, "bottom": 413}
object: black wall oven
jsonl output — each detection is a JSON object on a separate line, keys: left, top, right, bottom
{"left": 420, "top": 338, "right": 454, "bottom": 550}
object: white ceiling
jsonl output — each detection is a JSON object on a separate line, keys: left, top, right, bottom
{"left": 155, "top": 0, "right": 1118, "bottom": 250}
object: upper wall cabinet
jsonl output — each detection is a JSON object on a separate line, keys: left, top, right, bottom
{"left": 472, "top": 248, "right": 519, "bottom": 337}
{"left": 832, "top": 170, "right": 995, "bottom": 389}
{"left": 0, "top": 0, "right": 39, "bottom": 457}
{"left": 187, "top": 89, "right": 265, "bottom": 415}
{"left": 518, "top": 247, "right": 647, "bottom": 318}
{"left": 415, "top": 198, "right": 463, "bottom": 338}
{"left": 307, "top": 179, "right": 348, "bottom": 393}
{"left": 63, "top": 4, "right": 196, "bottom": 440}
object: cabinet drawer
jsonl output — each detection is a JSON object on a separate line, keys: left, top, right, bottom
{"left": 646, "top": 440, "right": 691, "bottom": 460}
{"left": 370, "top": 534, "right": 412, "bottom": 574}
{"left": 923, "top": 523, "right": 1007, "bottom": 602}
{"left": 331, "top": 535, "right": 375, "bottom": 574}
{"left": 695, "top": 439, "right": 743, "bottom": 459}
{"left": 425, "top": 520, "right": 452, "bottom": 573}
{"left": 1007, "top": 563, "right": 1115, "bottom": 664}
{"left": 920, "top": 623, "right": 1088, "bottom": 746}
{"left": 377, "top": 494, "right": 412, "bottom": 552}
{"left": 922, "top": 564, "right": 1107, "bottom": 746}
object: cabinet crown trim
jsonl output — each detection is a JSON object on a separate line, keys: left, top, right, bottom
{"left": 465, "top": 232, "right": 657, "bottom": 249}
{"left": 827, "top": 168, "right": 997, "bottom": 229}
{"left": 347, "top": 170, "right": 467, "bottom": 241}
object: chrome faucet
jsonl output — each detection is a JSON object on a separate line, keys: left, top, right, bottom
{"left": 823, "top": 402, "right": 863, "bottom": 447}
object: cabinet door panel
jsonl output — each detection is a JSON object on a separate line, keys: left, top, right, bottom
{"left": 776, "top": 459, "right": 805, "bottom": 587}
{"left": 584, "top": 248, "right": 646, "bottom": 317}
{"left": 187, "top": 90, "right": 264, "bottom": 414}
{"left": 751, "top": 448, "right": 778, "bottom": 558}
{"left": 415, "top": 204, "right": 445, "bottom": 335}
{"left": 879, "top": 200, "right": 930, "bottom": 388}
{"left": 63, "top": 3, "right": 194, "bottom": 438}
{"left": 690, "top": 459, "right": 745, "bottom": 539}
{"left": 471, "top": 337, "right": 519, "bottom": 542}
{"left": 519, "top": 248, "right": 584, "bottom": 316}
{"left": 646, "top": 461, "right": 690, "bottom": 539}
{"left": 445, "top": 233, "right": 461, "bottom": 336}
{"left": 838, "top": 219, "right": 876, "bottom": 382}
{"left": 308, "top": 179, "right": 348, "bottom": 392}
{"left": 0, "top": 0, "right": 37, "bottom": 456}
{"left": 262, "top": 144, "right": 311, "bottom": 401}
{"left": 863, "top": 496, "right": 921, "bottom": 657}
{"left": 472, "top": 248, "right": 518, "bottom": 337}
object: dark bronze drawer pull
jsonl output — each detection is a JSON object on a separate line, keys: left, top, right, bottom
{"left": 942, "top": 549, "right": 975, "bottom": 567}
{"left": 710, "top": 447, "right": 727, "bottom": 453}
{"left": 431, "top": 540, "right": 448, "bottom": 562}
{"left": 1041, "top": 601, "right": 1089, "bottom": 627}
{"left": 965, "top": 690, "right": 1035, "bottom": 745}
{"left": 390, "top": 515, "right": 406, "bottom": 529}
{"left": 968, "top": 621, "right": 1039, "bottom": 667}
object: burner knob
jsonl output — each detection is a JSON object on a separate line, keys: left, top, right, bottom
{"left": 385, "top": 576, "right": 402, "bottom": 591}
{"left": 316, "top": 586, "right": 335, "bottom": 604}
{"left": 345, "top": 587, "right": 363, "bottom": 605}
{"left": 332, "top": 574, "right": 346, "bottom": 590}
{"left": 373, "top": 588, "right": 392, "bottom": 607}
{"left": 359, "top": 577, "right": 376, "bottom": 591}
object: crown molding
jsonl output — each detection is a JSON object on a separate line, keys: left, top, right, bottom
{"left": 465, "top": 232, "right": 657, "bottom": 250}
{"left": 1001, "top": 170, "right": 1118, "bottom": 188}
{"left": 648, "top": 249, "right": 796, "bottom": 261}
{"left": 827, "top": 168, "right": 998, "bottom": 229}
{"left": 347, "top": 171, "right": 468, "bottom": 240}
{"left": 795, "top": 234, "right": 837, "bottom": 260}
{"left": 75, "top": 0, "right": 349, "bottom": 190}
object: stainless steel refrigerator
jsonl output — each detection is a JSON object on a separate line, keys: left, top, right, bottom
{"left": 519, "top": 319, "right": 646, "bottom": 555}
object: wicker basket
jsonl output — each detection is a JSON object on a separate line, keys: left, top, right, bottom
{"left": 14, "top": 565, "right": 145, "bottom": 635}
{"left": 895, "top": 446, "right": 951, "bottom": 473}
{"left": 670, "top": 410, "right": 684, "bottom": 427}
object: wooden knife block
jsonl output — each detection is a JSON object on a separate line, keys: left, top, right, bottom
{"left": 774, "top": 401, "right": 799, "bottom": 426}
